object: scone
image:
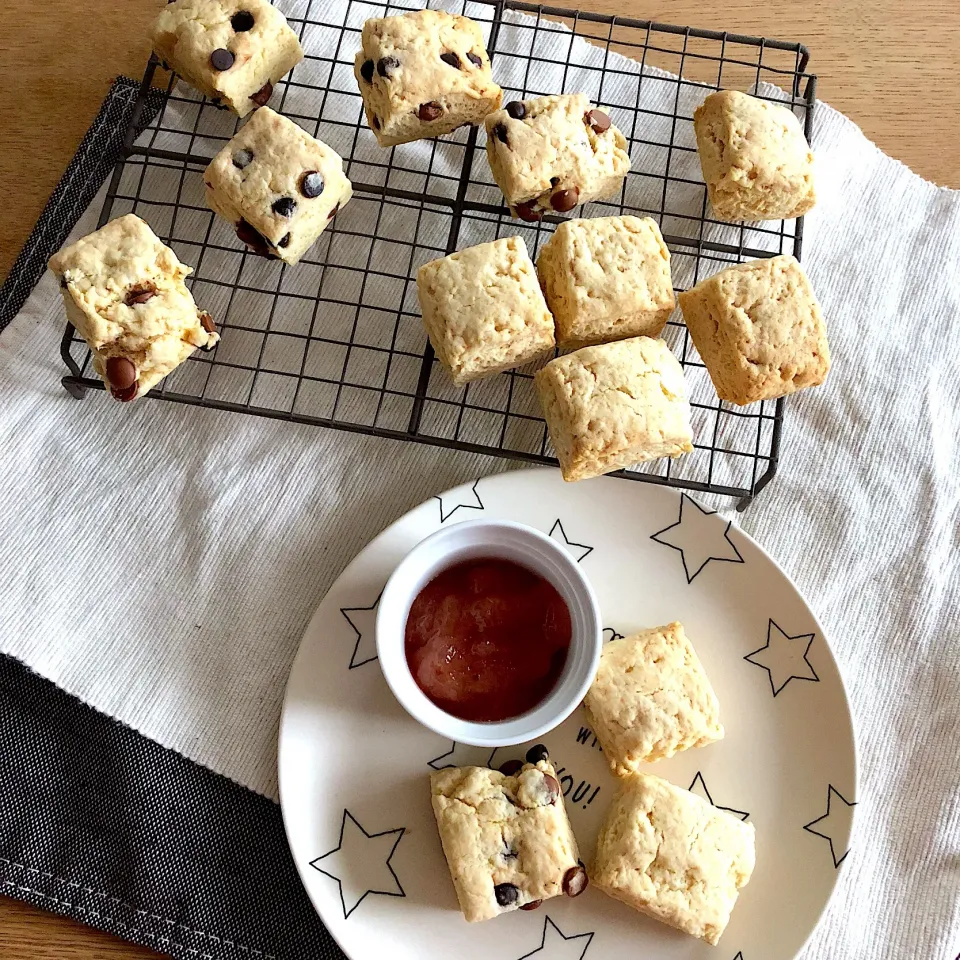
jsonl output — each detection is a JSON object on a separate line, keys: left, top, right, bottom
{"left": 693, "top": 89, "right": 815, "bottom": 221}
{"left": 678, "top": 254, "right": 830, "bottom": 405}
{"left": 537, "top": 215, "right": 675, "bottom": 350}
{"left": 593, "top": 772, "right": 755, "bottom": 945}
{"left": 431, "top": 759, "right": 586, "bottom": 922}
{"left": 355, "top": 10, "right": 502, "bottom": 146}
{"left": 535, "top": 337, "right": 693, "bottom": 482}
{"left": 484, "top": 94, "right": 631, "bottom": 220}
{"left": 150, "top": 0, "right": 303, "bottom": 116}
{"left": 417, "top": 236, "right": 555, "bottom": 385}
{"left": 204, "top": 107, "right": 352, "bottom": 265}
{"left": 583, "top": 623, "right": 723, "bottom": 775}
{"left": 48, "top": 214, "right": 219, "bottom": 401}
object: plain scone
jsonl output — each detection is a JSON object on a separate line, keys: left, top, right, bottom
{"left": 593, "top": 772, "right": 756, "bottom": 945}
{"left": 693, "top": 89, "right": 815, "bottom": 222}
{"left": 583, "top": 623, "right": 723, "bottom": 775}
{"left": 678, "top": 254, "right": 830, "bottom": 405}
{"left": 535, "top": 337, "right": 693, "bottom": 482}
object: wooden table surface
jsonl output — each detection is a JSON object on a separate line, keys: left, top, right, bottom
{"left": 0, "top": 0, "right": 957, "bottom": 955}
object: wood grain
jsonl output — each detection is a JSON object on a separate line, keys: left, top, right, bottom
{"left": 1, "top": 0, "right": 958, "bottom": 954}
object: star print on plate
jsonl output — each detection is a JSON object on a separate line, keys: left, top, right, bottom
{"left": 434, "top": 479, "right": 484, "bottom": 522}
{"left": 549, "top": 519, "right": 593, "bottom": 562}
{"left": 341, "top": 594, "right": 381, "bottom": 669}
{"left": 803, "top": 785, "right": 856, "bottom": 868}
{"left": 732, "top": 953, "right": 745, "bottom": 960}
{"left": 428, "top": 741, "right": 499, "bottom": 771}
{"left": 602, "top": 627, "right": 624, "bottom": 643}
{"left": 310, "top": 810, "right": 406, "bottom": 919}
{"left": 650, "top": 493, "right": 744, "bottom": 583}
{"left": 744, "top": 619, "right": 819, "bottom": 697}
{"left": 517, "top": 916, "right": 594, "bottom": 960}
{"left": 688, "top": 772, "right": 750, "bottom": 821}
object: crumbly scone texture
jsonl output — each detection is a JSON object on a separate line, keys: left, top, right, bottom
{"left": 417, "top": 236, "right": 555, "bottom": 385}
{"left": 678, "top": 254, "right": 830, "bottom": 405}
{"left": 48, "top": 214, "right": 219, "bottom": 397}
{"left": 583, "top": 622, "right": 724, "bottom": 775}
{"left": 150, "top": 0, "right": 303, "bottom": 116}
{"left": 593, "top": 772, "right": 755, "bottom": 945}
{"left": 354, "top": 10, "right": 502, "bottom": 146}
{"left": 204, "top": 107, "right": 352, "bottom": 265}
{"left": 537, "top": 216, "right": 675, "bottom": 349}
{"left": 484, "top": 94, "right": 631, "bottom": 216}
{"left": 535, "top": 337, "right": 693, "bottom": 482}
{"left": 430, "top": 761, "right": 580, "bottom": 922}
{"left": 693, "top": 89, "right": 815, "bottom": 222}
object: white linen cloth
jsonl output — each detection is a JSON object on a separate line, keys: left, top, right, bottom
{"left": 1, "top": 3, "right": 958, "bottom": 958}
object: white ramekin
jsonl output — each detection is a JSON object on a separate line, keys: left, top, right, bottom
{"left": 376, "top": 518, "right": 601, "bottom": 747}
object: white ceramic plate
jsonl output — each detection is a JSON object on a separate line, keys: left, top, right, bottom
{"left": 279, "top": 468, "right": 856, "bottom": 960}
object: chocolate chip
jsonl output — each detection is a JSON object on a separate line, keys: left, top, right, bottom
{"left": 505, "top": 100, "right": 526, "bottom": 120}
{"left": 299, "top": 171, "right": 324, "bottom": 198}
{"left": 440, "top": 51, "right": 461, "bottom": 69}
{"left": 525, "top": 744, "right": 549, "bottom": 764}
{"left": 551, "top": 186, "right": 580, "bottom": 212}
{"left": 377, "top": 56, "right": 399, "bottom": 78}
{"left": 249, "top": 81, "right": 273, "bottom": 107}
{"left": 585, "top": 109, "right": 611, "bottom": 133}
{"left": 494, "top": 883, "right": 519, "bottom": 907}
{"left": 563, "top": 862, "right": 589, "bottom": 897}
{"left": 520, "top": 900, "right": 542, "bottom": 911}
{"left": 105, "top": 356, "right": 137, "bottom": 391}
{"left": 210, "top": 48, "right": 235, "bottom": 71}
{"left": 550, "top": 176, "right": 560, "bottom": 187}
{"left": 360, "top": 59, "right": 375, "bottom": 83}
{"left": 199, "top": 311, "right": 216, "bottom": 335}
{"left": 542, "top": 774, "right": 560, "bottom": 804}
{"left": 514, "top": 200, "right": 541, "bottom": 222}
{"left": 124, "top": 283, "right": 157, "bottom": 306}
{"left": 231, "top": 10, "right": 255, "bottom": 31}
{"left": 418, "top": 101, "right": 443, "bottom": 122}
{"left": 233, "top": 148, "right": 254, "bottom": 169}
{"left": 467, "top": 51, "right": 483, "bottom": 68}
{"left": 498, "top": 759, "right": 524, "bottom": 777}
{"left": 493, "top": 123, "right": 508, "bottom": 145}
{"left": 327, "top": 203, "right": 340, "bottom": 219}
{"left": 278, "top": 233, "right": 291, "bottom": 248}
{"left": 59, "top": 277, "right": 68, "bottom": 289}
{"left": 235, "top": 219, "right": 273, "bottom": 257}
{"left": 372, "top": 116, "right": 381, "bottom": 131}
{"left": 272, "top": 197, "right": 297, "bottom": 217}
{"left": 111, "top": 382, "right": 138, "bottom": 402}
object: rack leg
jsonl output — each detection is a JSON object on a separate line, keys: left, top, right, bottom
{"left": 736, "top": 494, "right": 753, "bottom": 513}
{"left": 61, "top": 378, "right": 87, "bottom": 400}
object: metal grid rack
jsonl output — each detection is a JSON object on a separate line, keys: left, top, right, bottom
{"left": 60, "top": 0, "right": 816, "bottom": 509}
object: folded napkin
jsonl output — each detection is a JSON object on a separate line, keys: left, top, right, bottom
{"left": 1, "top": 2, "right": 958, "bottom": 958}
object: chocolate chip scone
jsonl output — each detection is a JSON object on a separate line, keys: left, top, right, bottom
{"left": 430, "top": 757, "right": 586, "bottom": 922}
{"left": 484, "top": 94, "right": 631, "bottom": 220}
{"left": 48, "top": 214, "right": 219, "bottom": 401}
{"left": 204, "top": 107, "right": 352, "bottom": 265}
{"left": 150, "top": 0, "right": 303, "bottom": 116}
{"left": 355, "top": 10, "right": 502, "bottom": 147}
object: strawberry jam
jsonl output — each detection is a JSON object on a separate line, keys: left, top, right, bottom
{"left": 404, "top": 558, "right": 572, "bottom": 722}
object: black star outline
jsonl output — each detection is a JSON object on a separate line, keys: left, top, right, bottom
{"left": 340, "top": 592, "right": 382, "bottom": 669}
{"left": 433, "top": 479, "right": 484, "bottom": 523}
{"left": 517, "top": 915, "right": 595, "bottom": 960}
{"left": 732, "top": 954, "right": 745, "bottom": 960}
{"left": 650, "top": 493, "right": 745, "bottom": 583}
{"left": 688, "top": 772, "right": 750, "bottom": 821}
{"left": 602, "top": 627, "right": 625, "bottom": 643}
{"left": 803, "top": 784, "right": 857, "bottom": 868}
{"left": 309, "top": 809, "right": 406, "bottom": 919}
{"left": 428, "top": 741, "right": 500, "bottom": 771}
{"left": 744, "top": 619, "right": 819, "bottom": 697}
{"left": 549, "top": 520, "right": 593, "bottom": 563}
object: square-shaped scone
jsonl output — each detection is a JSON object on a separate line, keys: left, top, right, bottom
{"left": 678, "top": 254, "right": 830, "bottom": 405}
{"left": 484, "top": 94, "right": 631, "bottom": 220}
{"left": 583, "top": 622, "right": 723, "bottom": 775}
{"left": 355, "top": 10, "right": 502, "bottom": 147}
{"left": 204, "top": 107, "right": 352, "bottom": 265}
{"left": 537, "top": 215, "right": 675, "bottom": 350}
{"left": 693, "top": 90, "right": 815, "bottom": 221}
{"left": 535, "top": 337, "right": 693, "bottom": 482}
{"left": 431, "top": 760, "right": 585, "bottom": 922}
{"left": 150, "top": 0, "right": 303, "bottom": 116}
{"left": 417, "top": 236, "right": 555, "bottom": 385}
{"left": 48, "top": 214, "right": 219, "bottom": 401}
{"left": 593, "top": 772, "right": 755, "bottom": 944}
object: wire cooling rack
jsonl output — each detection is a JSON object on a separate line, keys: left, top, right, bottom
{"left": 59, "top": 0, "right": 816, "bottom": 509}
